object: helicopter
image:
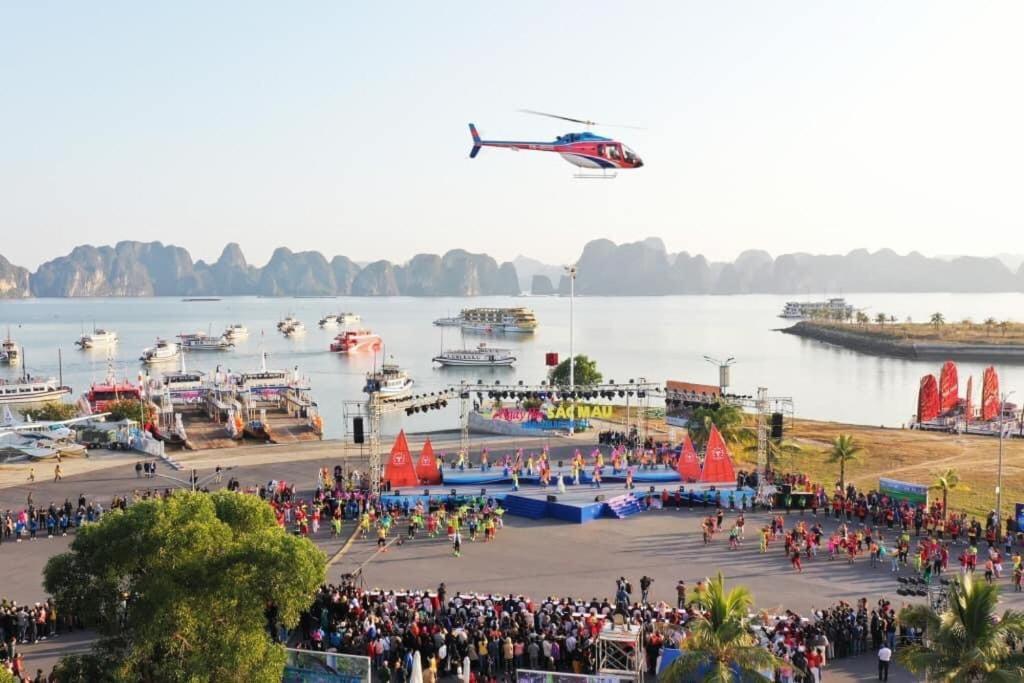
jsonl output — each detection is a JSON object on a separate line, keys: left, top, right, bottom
{"left": 468, "top": 110, "right": 644, "bottom": 179}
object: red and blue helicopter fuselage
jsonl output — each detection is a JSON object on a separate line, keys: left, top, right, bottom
{"left": 469, "top": 123, "right": 643, "bottom": 170}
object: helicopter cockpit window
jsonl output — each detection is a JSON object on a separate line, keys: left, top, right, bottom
{"left": 605, "top": 145, "right": 621, "bottom": 160}
{"left": 623, "top": 146, "right": 638, "bottom": 163}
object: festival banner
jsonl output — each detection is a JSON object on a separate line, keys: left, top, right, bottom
{"left": 879, "top": 477, "right": 928, "bottom": 505}
{"left": 982, "top": 366, "right": 1000, "bottom": 421}
{"left": 384, "top": 430, "right": 418, "bottom": 488}
{"left": 917, "top": 375, "right": 940, "bottom": 422}
{"left": 939, "top": 361, "right": 958, "bottom": 415}
{"left": 677, "top": 433, "right": 701, "bottom": 481}
{"left": 415, "top": 438, "right": 441, "bottom": 485}
{"left": 699, "top": 425, "right": 736, "bottom": 483}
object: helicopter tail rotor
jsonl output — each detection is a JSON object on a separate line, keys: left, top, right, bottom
{"left": 468, "top": 123, "right": 482, "bottom": 158}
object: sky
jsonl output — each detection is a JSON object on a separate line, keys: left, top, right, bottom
{"left": 2, "top": 1, "right": 1022, "bottom": 270}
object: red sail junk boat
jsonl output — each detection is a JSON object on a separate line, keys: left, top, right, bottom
{"left": 916, "top": 361, "right": 1005, "bottom": 427}
{"left": 917, "top": 375, "right": 940, "bottom": 422}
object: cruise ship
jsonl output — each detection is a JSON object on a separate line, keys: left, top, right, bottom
{"left": 779, "top": 298, "right": 855, "bottom": 320}
{"left": 433, "top": 343, "right": 516, "bottom": 367}
{"left": 458, "top": 307, "right": 538, "bottom": 333}
{"left": 179, "top": 332, "right": 234, "bottom": 351}
{"left": 330, "top": 330, "right": 383, "bottom": 353}
{"left": 0, "top": 377, "right": 72, "bottom": 405}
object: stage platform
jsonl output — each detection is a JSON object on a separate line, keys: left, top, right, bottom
{"left": 380, "top": 479, "right": 757, "bottom": 525}
{"left": 440, "top": 464, "right": 685, "bottom": 487}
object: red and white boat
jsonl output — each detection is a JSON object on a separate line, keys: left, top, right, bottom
{"left": 84, "top": 375, "right": 142, "bottom": 413}
{"left": 330, "top": 330, "right": 383, "bottom": 354}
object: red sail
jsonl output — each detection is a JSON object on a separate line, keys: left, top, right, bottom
{"left": 384, "top": 429, "right": 419, "bottom": 488}
{"left": 917, "top": 375, "right": 940, "bottom": 422}
{"left": 677, "top": 433, "right": 701, "bottom": 482}
{"left": 415, "top": 438, "right": 441, "bottom": 485}
{"left": 938, "top": 361, "right": 959, "bottom": 415}
{"left": 982, "top": 366, "right": 1000, "bottom": 421}
{"left": 964, "top": 376, "right": 974, "bottom": 423}
{"left": 699, "top": 424, "right": 736, "bottom": 483}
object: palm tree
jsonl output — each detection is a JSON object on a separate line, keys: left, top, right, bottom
{"left": 930, "top": 312, "right": 946, "bottom": 328}
{"left": 825, "top": 434, "right": 863, "bottom": 493}
{"left": 663, "top": 573, "right": 781, "bottom": 682}
{"left": 689, "top": 403, "right": 751, "bottom": 448}
{"left": 855, "top": 311, "right": 870, "bottom": 326}
{"left": 875, "top": 312, "right": 887, "bottom": 326}
{"left": 999, "top": 320, "right": 1011, "bottom": 337}
{"left": 897, "top": 574, "right": 1024, "bottom": 680}
{"left": 930, "top": 468, "right": 969, "bottom": 519}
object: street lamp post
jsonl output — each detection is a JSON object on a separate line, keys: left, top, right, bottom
{"left": 996, "top": 390, "right": 1015, "bottom": 541}
{"left": 565, "top": 264, "right": 577, "bottom": 436}
{"left": 703, "top": 355, "right": 736, "bottom": 393}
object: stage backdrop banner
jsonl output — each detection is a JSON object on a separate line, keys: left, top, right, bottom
{"left": 282, "top": 649, "right": 370, "bottom": 683}
{"left": 879, "top": 477, "right": 928, "bottom": 505}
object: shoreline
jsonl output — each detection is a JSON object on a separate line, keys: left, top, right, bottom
{"left": 781, "top": 320, "right": 1024, "bottom": 361}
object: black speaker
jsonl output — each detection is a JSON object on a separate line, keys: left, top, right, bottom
{"left": 547, "top": 495, "right": 558, "bottom": 502}
{"left": 649, "top": 486, "right": 656, "bottom": 493}
{"left": 480, "top": 488, "right": 487, "bottom": 497}
{"left": 423, "top": 489, "right": 430, "bottom": 496}
{"left": 353, "top": 417, "right": 365, "bottom": 444}
{"left": 771, "top": 412, "right": 784, "bottom": 439}
{"left": 594, "top": 494, "right": 606, "bottom": 502}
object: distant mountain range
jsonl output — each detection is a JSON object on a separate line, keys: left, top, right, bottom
{"left": 1, "top": 238, "right": 1022, "bottom": 297}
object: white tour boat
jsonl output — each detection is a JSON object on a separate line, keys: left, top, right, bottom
{"left": 318, "top": 314, "right": 339, "bottom": 327}
{"left": 224, "top": 323, "right": 248, "bottom": 340}
{"left": 433, "top": 343, "right": 516, "bottom": 367}
{"left": 0, "top": 377, "right": 72, "bottom": 405}
{"left": 179, "top": 333, "right": 234, "bottom": 351}
{"left": 75, "top": 328, "right": 119, "bottom": 349}
{"left": 140, "top": 339, "right": 181, "bottom": 364}
{"left": 364, "top": 362, "right": 414, "bottom": 400}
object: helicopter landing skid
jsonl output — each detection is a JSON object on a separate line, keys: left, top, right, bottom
{"left": 573, "top": 170, "right": 617, "bottom": 180}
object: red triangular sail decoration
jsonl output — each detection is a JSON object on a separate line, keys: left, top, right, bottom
{"left": 699, "top": 425, "right": 736, "bottom": 483}
{"left": 384, "top": 429, "right": 419, "bottom": 488}
{"left": 677, "top": 433, "right": 701, "bottom": 482}
{"left": 415, "top": 438, "right": 442, "bottom": 485}
{"left": 982, "top": 366, "right": 1000, "bottom": 421}
{"left": 938, "top": 361, "right": 959, "bottom": 415}
{"left": 965, "top": 376, "right": 974, "bottom": 423}
{"left": 917, "top": 375, "right": 940, "bottom": 422}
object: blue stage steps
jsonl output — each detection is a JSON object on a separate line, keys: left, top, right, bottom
{"left": 604, "top": 494, "right": 644, "bottom": 519}
{"left": 502, "top": 494, "right": 549, "bottom": 519}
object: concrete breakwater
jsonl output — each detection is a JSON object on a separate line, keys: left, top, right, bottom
{"left": 781, "top": 321, "right": 1024, "bottom": 362}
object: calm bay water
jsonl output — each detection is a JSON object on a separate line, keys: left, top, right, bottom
{"left": 1, "top": 293, "right": 1023, "bottom": 438}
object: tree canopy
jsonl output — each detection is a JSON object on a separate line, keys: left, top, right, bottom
{"left": 549, "top": 354, "right": 603, "bottom": 386}
{"left": 43, "top": 491, "right": 326, "bottom": 683}
{"left": 825, "top": 434, "right": 863, "bottom": 493}
{"left": 21, "top": 401, "right": 80, "bottom": 421}
{"left": 898, "top": 573, "right": 1024, "bottom": 680}
{"left": 689, "top": 402, "right": 751, "bottom": 448}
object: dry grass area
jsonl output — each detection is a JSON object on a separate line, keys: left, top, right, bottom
{"left": 616, "top": 409, "right": 1024, "bottom": 520}
{"left": 812, "top": 320, "right": 1024, "bottom": 345}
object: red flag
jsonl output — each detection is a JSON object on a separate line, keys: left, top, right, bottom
{"left": 384, "top": 430, "right": 419, "bottom": 488}
{"left": 917, "top": 375, "right": 940, "bottom": 422}
{"left": 699, "top": 425, "right": 736, "bottom": 483}
{"left": 938, "top": 361, "right": 959, "bottom": 415}
{"left": 677, "top": 433, "right": 701, "bottom": 482}
{"left": 415, "top": 438, "right": 441, "bottom": 485}
{"left": 982, "top": 366, "right": 1000, "bottom": 421}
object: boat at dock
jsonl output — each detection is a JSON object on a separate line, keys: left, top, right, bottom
{"left": 433, "top": 343, "right": 516, "bottom": 367}
{"left": 75, "top": 328, "right": 118, "bottom": 349}
{"left": 364, "top": 361, "right": 414, "bottom": 401}
{"left": 140, "top": 339, "right": 181, "bottom": 364}
{"left": 159, "top": 356, "right": 205, "bottom": 405}
{"left": 84, "top": 371, "right": 142, "bottom": 413}
{"left": 330, "top": 329, "right": 383, "bottom": 353}
{"left": 0, "top": 377, "right": 72, "bottom": 405}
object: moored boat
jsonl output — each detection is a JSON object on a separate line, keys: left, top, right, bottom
{"left": 318, "top": 314, "right": 339, "bottom": 327}
{"left": 276, "top": 315, "right": 299, "bottom": 331}
{"left": 224, "top": 323, "right": 248, "bottom": 340}
{"left": 364, "top": 361, "right": 414, "bottom": 400}
{"left": 179, "top": 333, "right": 234, "bottom": 351}
{"left": 0, "top": 377, "right": 72, "bottom": 405}
{"left": 75, "top": 328, "right": 118, "bottom": 349}
{"left": 282, "top": 321, "right": 306, "bottom": 337}
{"left": 338, "top": 312, "right": 361, "bottom": 325}
{"left": 140, "top": 339, "right": 181, "bottom": 364}
{"left": 1, "top": 337, "right": 20, "bottom": 366}
{"left": 458, "top": 307, "right": 537, "bottom": 333}
{"left": 433, "top": 343, "right": 516, "bottom": 367}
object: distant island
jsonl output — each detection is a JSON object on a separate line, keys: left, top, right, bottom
{"left": 783, "top": 319, "right": 1024, "bottom": 361}
{"left": 2, "top": 237, "right": 1023, "bottom": 298}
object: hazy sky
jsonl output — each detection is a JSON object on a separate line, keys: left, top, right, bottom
{"left": 2, "top": 2, "right": 1022, "bottom": 269}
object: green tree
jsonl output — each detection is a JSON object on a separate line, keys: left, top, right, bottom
{"left": 22, "top": 401, "right": 79, "bottom": 421}
{"left": 105, "top": 398, "right": 155, "bottom": 424}
{"left": 549, "top": 354, "right": 602, "bottom": 386}
{"left": 984, "top": 317, "right": 997, "bottom": 337}
{"left": 0, "top": 666, "right": 16, "bottom": 683}
{"left": 930, "top": 468, "right": 969, "bottom": 520}
{"left": 44, "top": 491, "right": 326, "bottom": 683}
{"left": 689, "top": 403, "right": 751, "bottom": 448}
{"left": 875, "top": 312, "right": 887, "bottom": 326}
{"left": 897, "top": 574, "right": 1024, "bottom": 680}
{"left": 855, "top": 311, "right": 870, "bottom": 326}
{"left": 663, "top": 573, "right": 781, "bottom": 682}
{"left": 999, "top": 320, "right": 1011, "bottom": 336}
{"left": 825, "top": 434, "right": 863, "bottom": 493}
{"left": 930, "top": 312, "right": 946, "bottom": 328}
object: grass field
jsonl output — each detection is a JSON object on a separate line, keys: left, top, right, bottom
{"left": 807, "top": 319, "right": 1024, "bottom": 345}
{"left": 613, "top": 409, "right": 1024, "bottom": 521}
